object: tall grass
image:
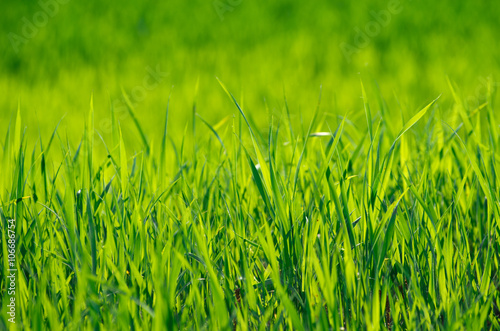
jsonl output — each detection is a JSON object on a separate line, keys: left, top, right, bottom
{"left": 1, "top": 82, "right": 499, "bottom": 330}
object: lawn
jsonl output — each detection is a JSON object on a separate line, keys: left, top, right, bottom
{"left": 1, "top": 0, "right": 499, "bottom": 329}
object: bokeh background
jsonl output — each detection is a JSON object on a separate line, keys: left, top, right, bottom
{"left": 1, "top": 0, "right": 499, "bottom": 150}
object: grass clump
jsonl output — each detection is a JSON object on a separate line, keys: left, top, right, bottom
{"left": 1, "top": 81, "right": 499, "bottom": 330}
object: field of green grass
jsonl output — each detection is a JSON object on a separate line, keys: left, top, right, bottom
{"left": 1, "top": 0, "right": 500, "bottom": 329}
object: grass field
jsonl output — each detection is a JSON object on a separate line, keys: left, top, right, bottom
{"left": 1, "top": 0, "right": 500, "bottom": 329}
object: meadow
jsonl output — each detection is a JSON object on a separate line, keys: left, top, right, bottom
{"left": 1, "top": 0, "right": 500, "bottom": 329}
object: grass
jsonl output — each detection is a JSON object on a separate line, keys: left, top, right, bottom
{"left": 2, "top": 0, "right": 500, "bottom": 139}
{"left": 1, "top": 79, "right": 499, "bottom": 330}
{"left": 2, "top": 0, "right": 500, "bottom": 329}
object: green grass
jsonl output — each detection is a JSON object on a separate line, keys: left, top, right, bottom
{"left": 1, "top": 80, "right": 499, "bottom": 329}
{"left": 1, "top": 0, "right": 499, "bottom": 139}
{"left": 1, "top": 0, "right": 500, "bottom": 329}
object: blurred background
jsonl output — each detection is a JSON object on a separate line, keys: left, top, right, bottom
{"left": 1, "top": 0, "right": 499, "bottom": 150}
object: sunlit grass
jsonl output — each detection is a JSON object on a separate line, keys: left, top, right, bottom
{"left": 1, "top": 80, "right": 499, "bottom": 330}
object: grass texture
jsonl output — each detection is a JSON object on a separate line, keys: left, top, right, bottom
{"left": 1, "top": 79, "right": 499, "bottom": 330}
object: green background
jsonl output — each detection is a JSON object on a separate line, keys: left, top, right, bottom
{"left": 2, "top": 0, "right": 499, "bottom": 148}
